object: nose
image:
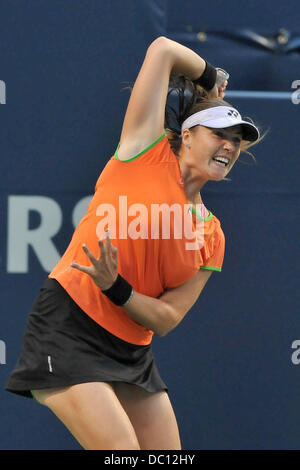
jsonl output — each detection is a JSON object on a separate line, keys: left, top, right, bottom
{"left": 222, "top": 138, "right": 238, "bottom": 152}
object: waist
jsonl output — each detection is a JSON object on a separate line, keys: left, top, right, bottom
{"left": 48, "top": 274, "right": 154, "bottom": 346}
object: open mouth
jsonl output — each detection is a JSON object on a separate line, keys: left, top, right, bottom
{"left": 212, "top": 156, "right": 230, "bottom": 167}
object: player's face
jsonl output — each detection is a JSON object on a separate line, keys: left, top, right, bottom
{"left": 188, "top": 125, "right": 243, "bottom": 182}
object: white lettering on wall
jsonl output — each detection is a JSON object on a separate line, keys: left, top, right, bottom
{"left": 291, "top": 340, "right": 300, "bottom": 365}
{"left": 7, "top": 196, "right": 62, "bottom": 273}
{"left": 72, "top": 196, "right": 92, "bottom": 228}
{"left": 0, "top": 80, "right": 6, "bottom": 104}
{"left": 0, "top": 340, "right": 6, "bottom": 365}
{"left": 291, "top": 80, "right": 300, "bottom": 105}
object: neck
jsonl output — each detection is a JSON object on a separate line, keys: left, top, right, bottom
{"left": 178, "top": 160, "right": 207, "bottom": 204}
{"left": 188, "top": 191, "right": 202, "bottom": 207}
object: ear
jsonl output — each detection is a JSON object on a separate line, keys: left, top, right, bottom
{"left": 182, "top": 129, "right": 191, "bottom": 148}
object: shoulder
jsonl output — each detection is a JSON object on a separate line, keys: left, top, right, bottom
{"left": 114, "top": 131, "right": 176, "bottom": 163}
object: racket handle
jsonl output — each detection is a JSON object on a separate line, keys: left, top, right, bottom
{"left": 215, "top": 67, "right": 229, "bottom": 87}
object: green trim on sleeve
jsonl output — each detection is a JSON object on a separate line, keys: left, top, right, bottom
{"left": 191, "top": 206, "right": 213, "bottom": 221}
{"left": 200, "top": 266, "right": 222, "bottom": 272}
{"left": 114, "top": 132, "right": 166, "bottom": 162}
{"left": 31, "top": 390, "right": 39, "bottom": 402}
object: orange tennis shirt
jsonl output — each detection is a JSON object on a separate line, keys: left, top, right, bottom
{"left": 49, "top": 132, "right": 225, "bottom": 345}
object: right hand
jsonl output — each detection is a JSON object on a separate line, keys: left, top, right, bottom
{"left": 70, "top": 231, "right": 118, "bottom": 291}
{"left": 208, "top": 80, "right": 228, "bottom": 100}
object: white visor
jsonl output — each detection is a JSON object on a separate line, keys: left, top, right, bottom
{"left": 181, "top": 106, "right": 259, "bottom": 142}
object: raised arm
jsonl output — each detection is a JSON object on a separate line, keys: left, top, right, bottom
{"left": 117, "top": 36, "right": 208, "bottom": 161}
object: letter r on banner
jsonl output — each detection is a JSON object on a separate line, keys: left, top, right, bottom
{"left": 7, "top": 196, "right": 62, "bottom": 272}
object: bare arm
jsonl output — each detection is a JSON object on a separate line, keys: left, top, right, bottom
{"left": 70, "top": 234, "right": 212, "bottom": 337}
{"left": 117, "top": 36, "right": 208, "bottom": 160}
{"left": 122, "top": 269, "right": 213, "bottom": 336}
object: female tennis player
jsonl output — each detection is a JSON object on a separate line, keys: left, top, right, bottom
{"left": 6, "top": 36, "right": 260, "bottom": 450}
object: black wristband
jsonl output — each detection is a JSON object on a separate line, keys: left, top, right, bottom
{"left": 193, "top": 61, "right": 217, "bottom": 92}
{"left": 101, "top": 274, "right": 133, "bottom": 306}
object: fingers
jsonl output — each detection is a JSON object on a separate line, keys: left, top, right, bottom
{"left": 105, "top": 230, "right": 118, "bottom": 259}
{"left": 100, "top": 230, "right": 118, "bottom": 260}
{"left": 220, "top": 80, "right": 228, "bottom": 89}
{"left": 70, "top": 243, "right": 98, "bottom": 273}
{"left": 218, "top": 80, "right": 228, "bottom": 98}
{"left": 82, "top": 244, "right": 98, "bottom": 265}
{"left": 108, "top": 234, "right": 118, "bottom": 262}
{"left": 71, "top": 233, "right": 118, "bottom": 271}
{"left": 111, "top": 243, "right": 118, "bottom": 259}
{"left": 98, "top": 238, "right": 107, "bottom": 264}
{"left": 105, "top": 230, "right": 112, "bottom": 257}
{"left": 70, "top": 261, "right": 92, "bottom": 275}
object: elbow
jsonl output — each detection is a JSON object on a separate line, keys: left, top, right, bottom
{"left": 155, "top": 304, "right": 180, "bottom": 337}
{"left": 155, "top": 327, "right": 168, "bottom": 338}
{"left": 156, "top": 328, "right": 172, "bottom": 338}
{"left": 148, "top": 36, "right": 171, "bottom": 54}
{"left": 146, "top": 37, "right": 173, "bottom": 74}
{"left": 155, "top": 322, "right": 176, "bottom": 338}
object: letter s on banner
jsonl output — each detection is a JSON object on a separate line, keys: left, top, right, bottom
{"left": 72, "top": 196, "right": 93, "bottom": 228}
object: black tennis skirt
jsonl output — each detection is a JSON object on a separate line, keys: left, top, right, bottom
{"left": 5, "top": 278, "right": 167, "bottom": 399}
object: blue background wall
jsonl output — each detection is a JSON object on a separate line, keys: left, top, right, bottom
{"left": 0, "top": 0, "right": 299, "bottom": 449}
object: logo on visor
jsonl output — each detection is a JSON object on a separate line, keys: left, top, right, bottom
{"left": 227, "top": 109, "right": 239, "bottom": 118}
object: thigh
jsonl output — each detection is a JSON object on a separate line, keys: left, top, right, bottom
{"left": 113, "top": 382, "right": 181, "bottom": 450}
{"left": 32, "top": 382, "right": 140, "bottom": 450}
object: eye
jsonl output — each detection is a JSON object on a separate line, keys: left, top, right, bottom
{"left": 213, "top": 130, "right": 225, "bottom": 139}
{"left": 213, "top": 130, "right": 241, "bottom": 144}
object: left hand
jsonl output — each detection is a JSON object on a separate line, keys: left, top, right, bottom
{"left": 70, "top": 230, "right": 118, "bottom": 290}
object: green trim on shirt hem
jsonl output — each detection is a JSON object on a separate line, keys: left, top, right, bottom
{"left": 200, "top": 266, "right": 222, "bottom": 272}
{"left": 114, "top": 132, "right": 166, "bottom": 162}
